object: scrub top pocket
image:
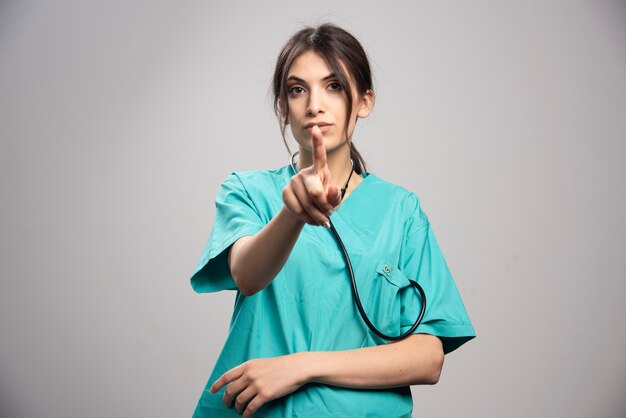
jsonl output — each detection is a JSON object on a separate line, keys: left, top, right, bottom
{"left": 365, "top": 258, "right": 413, "bottom": 339}
{"left": 376, "top": 258, "right": 411, "bottom": 288}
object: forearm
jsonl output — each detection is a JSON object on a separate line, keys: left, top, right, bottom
{"left": 302, "top": 334, "right": 444, "bottom": 389}
{"left": 230, "top": 205, "right": 305, "bottom": 296}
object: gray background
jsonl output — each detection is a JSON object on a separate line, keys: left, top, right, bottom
{"left": 1, "top": 1, "right": 625, "bottom": 417}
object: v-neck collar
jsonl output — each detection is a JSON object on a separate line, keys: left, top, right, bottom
{"left": 281, "top": 164, "right": 375, "bottom": 254}
{"left": 333, "top": 172, "right": 372, "bottom": 213}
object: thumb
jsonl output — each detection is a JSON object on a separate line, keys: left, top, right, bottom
{"left": 327, "top": 185, "right": 342, "bottom": 207}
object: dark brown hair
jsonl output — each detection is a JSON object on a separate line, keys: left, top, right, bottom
{"left": 272, "top": 23, "right": 374, "bottom": 174}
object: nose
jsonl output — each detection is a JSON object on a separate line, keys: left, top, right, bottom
{"left": 306, "top": 87, "right": 324, "bottom": 115}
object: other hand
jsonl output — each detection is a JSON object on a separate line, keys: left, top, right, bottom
{"left": 209, "top": 353, "right": 309, "bottom": 418}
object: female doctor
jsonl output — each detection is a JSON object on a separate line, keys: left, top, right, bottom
{"left": 190, "top": 23, "right": 476, "bottom": 418}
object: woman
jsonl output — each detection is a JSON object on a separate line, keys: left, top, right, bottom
{"left": 190, "top": 23, "right": 476, "bottom": 418}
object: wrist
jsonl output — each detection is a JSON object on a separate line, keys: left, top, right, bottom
{"left": 294, "top": 351, "right": 321, "bottom": 384}
{"left": 279, "top": 205, "right": 305, "bottom": 229}
{"left": 296, "top": 351, "right": 327, "bottom": 384}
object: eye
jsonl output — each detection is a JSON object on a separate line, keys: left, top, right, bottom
{"left": 288, "top": 86, "right": 305, "bottom": 96}
{"left": 328, "top": 81, "right": 342, "bottom": 91}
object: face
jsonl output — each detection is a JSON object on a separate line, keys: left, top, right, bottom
{"left": 285, "top": 50, "right": 372, "bottom": 154}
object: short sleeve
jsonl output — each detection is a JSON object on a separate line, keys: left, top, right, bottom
{"left": 190, "top": 172, "right": 266, "bottom": 293}
{"left": 398, "top": 195, "right": 476, "bottom": 354}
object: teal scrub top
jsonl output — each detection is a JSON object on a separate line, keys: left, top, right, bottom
{"left": 190, "top": 164, "right": 476, "bottom": 418}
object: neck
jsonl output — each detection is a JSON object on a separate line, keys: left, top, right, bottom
{"left": 298, "top": 142, "right": 358, "bottom": 189}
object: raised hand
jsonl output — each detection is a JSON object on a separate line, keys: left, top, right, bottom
{"left": 282, "top": 125, "right": 342, "bottom": 227}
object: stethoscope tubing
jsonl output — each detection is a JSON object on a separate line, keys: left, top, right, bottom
{"left": 326, "top": 217, "right": 426, "bottom": 341}
{"left": 290, "top": 155, "right": 427, "bottom": 341}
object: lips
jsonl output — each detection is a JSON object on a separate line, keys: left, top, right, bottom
{"left": 304, "top": 122, "right": 332, "bottom": 129}
{"left": 305, "top": 123, "right": 333, "bottom": 133}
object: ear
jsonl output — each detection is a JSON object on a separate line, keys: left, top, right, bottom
{"left": 278, "top": 98, "right": 290, "bottom": 125}
{"left": 356, "top": 89, "right": 375, "bottom": 118}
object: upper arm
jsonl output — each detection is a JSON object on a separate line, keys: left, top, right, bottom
{"left": 398, "top": 333, "right": 444, "bottom": 356}
{"left": 227, "top": 234, "right": 256, "bottom": 293}
{"left": 228, "top": 235, "right": 254, "bottom": 278}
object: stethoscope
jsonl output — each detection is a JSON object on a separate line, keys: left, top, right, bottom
{"left": 290, "top": 151, "right": 427, "bottom": 341}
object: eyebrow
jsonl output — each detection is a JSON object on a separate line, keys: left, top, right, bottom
{"left": 286, "top": 72, "right": 337, "bottom": 84}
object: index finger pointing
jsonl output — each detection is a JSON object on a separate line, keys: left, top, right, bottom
{"left": 311, "top": 125, "right": 328, "bottom": 176}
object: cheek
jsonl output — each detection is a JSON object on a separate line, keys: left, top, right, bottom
{"left": 288, "top": 121, "right": 306, "bottom": 143}
{"left": 287, "top": 97, "right": 304, "bottom": 113}
{"left": 336, "top": 105, "right": 356, "bottom": 128}
{"left": 285, "top": 109, "right": 299, "bottom": 128}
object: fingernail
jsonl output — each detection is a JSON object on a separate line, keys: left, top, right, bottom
{"left": 323, "top": 221, "right": 330, "bottom": 229}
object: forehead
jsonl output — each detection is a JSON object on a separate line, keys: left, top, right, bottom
{"left": 287, "top": 50, "right": 349, "bottom": 81}
{"left": 287, "top": 51, "right": 331, "bottom": 78}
